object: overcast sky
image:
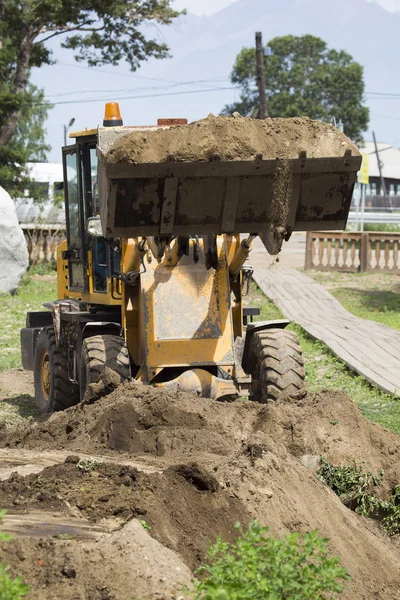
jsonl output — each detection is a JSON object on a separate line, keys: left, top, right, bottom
{"left": 173, "top": 0, "right": 400, "bottom": 13}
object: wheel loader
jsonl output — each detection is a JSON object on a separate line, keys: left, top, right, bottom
{"left": 20, "top": 103, "right": 361, "bottom": 413}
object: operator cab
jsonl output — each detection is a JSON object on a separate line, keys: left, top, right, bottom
{"left": 63, "top": 129, "right": 120, "bottom": 298}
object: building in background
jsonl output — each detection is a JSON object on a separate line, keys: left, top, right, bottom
{"left": 353, "top": 142, "right": 400, "bottom": 209}
{"left": 15, "top": 162, "right": 65, "bottom": 230}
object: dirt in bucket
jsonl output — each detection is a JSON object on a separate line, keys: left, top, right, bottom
{"left": 106, "top": 114, "right": 359, "bottom": 164}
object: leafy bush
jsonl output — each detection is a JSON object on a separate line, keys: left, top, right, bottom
{"left": 317, "top": 459, "right": 400, "bottom": 535}
{"left": 0, "top": 510, "right": 29, "bottom": 599}
{"left": 190, "top": 520, "right": 349, "bottom": 600}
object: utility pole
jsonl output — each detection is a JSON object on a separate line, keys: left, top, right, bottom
{"left": 372, "top": 130, "right": 391, "bottom": 210}
{"left": 255, "top": 32, "right": 268, "bottom": 119}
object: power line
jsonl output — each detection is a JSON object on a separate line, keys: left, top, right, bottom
{"left": 58, "top": 61, "right": 180, "bottom": 83}
{"left": 53, "top": 63, "right": 400, "bottom": 99}
{"left": 46, "top": 78, "right": 231, "bottom": 98}
{"left": 58, "top": 62, "right": 400, "bottom": 99}
{"left": 40, "top": 86, "right": 238, "bottom": 106}
{"left": 57, "top": 61, "right": 230, "bottom": 86}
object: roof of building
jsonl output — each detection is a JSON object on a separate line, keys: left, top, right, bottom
{"left": 26, "top": 162, "right": 63, "bottom": 182}
{"left": 360, "top": 142, "right": 400, "bottom": 180}
{"left": 15, "top": 198, "right": 65, "bottom": 229}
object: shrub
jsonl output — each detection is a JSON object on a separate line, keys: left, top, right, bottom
{"left": 190, "top": 520, "right": 349, "bottom": 600}
{"left": 317, "top": 459, "right": 400, "bottom": 536}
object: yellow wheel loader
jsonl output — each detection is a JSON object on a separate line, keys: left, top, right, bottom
{"left": 21, "top": 104, "right": 361, "bottom": 413}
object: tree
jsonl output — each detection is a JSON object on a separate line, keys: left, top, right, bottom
{"left": 0, "top": 0, "right": 182, "bottom": 188}
{"left": 0, "top": 82, "right": 51, "bottom": 197}
{"left": 0, "top": 2, "right": 51, "bottom": 196}
{"left": 224, "top": 34, "right": 369, "bottom": 143}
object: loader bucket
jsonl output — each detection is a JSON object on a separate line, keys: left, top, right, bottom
{"left": 97, "top": 125, "right": 362, "bottom": 240}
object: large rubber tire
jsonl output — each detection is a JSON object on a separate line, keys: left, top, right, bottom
{"left": 79, "top": 334, "right": 131, "bottom": 400}
{"left": 248, "top": 328, "right": 305, "bottom": 402}
{"left": 34, "top": 326, "right": 80, "bottom": 414}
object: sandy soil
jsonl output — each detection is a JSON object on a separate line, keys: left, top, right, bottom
{"left": 107, "top": 114, "right": 359, "bottom": 164}
{"left": 0, "top": 373, "right": 399, "bottom": 599}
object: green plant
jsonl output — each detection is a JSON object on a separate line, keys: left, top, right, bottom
{"left": 76, "top": 458, "right": 103, "bottom": 472}
{"left": 317, "top": 460, "right": 400, "bottom": 535}
{"left": 317, "top": 459, "right": 383, "bottom": 516}
{"left": 0, "top": 510, "right": 29, "bottom": 599}
{"left": 190, "top": 520, "right": 349, "bottom": 600}
{"left": 140, "top": 520, "right": 151, "bottom": 532}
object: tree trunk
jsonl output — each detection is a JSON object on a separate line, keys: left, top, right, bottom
{"left": 0, "top": 0, "right": 4, "bottom": 48}
{"left": 0, "top": 29, "right": 33, "bottom": 147}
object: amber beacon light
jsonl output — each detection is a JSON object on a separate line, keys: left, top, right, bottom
{"left": 103, "top": 102, "right": 123, "bottom": 127}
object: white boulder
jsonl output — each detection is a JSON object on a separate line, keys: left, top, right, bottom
{"left": 0, "top": 186, "right": 29, "bottom": 293}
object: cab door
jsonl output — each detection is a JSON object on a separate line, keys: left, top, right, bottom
{"left": 63, "top": 147, "right": 86, "bottom": 291}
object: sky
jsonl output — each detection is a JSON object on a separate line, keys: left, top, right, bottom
{"left": 173, "top": 0, "right": 400, "bottom": 13}
{"left": 31, "top": 0, "right": 400, "bottom": 162}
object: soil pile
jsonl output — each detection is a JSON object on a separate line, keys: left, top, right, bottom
{"left": 107, "top": 114, "right": 359, "bottom": 164}
{"left": 2, "top": 519, "right": 192, "bottom": 600}
{"left": 1, "top": 384, "right": 400, "bottom": 599}
{"left": 0, "top": 459, "right": 248, "bottom": 570}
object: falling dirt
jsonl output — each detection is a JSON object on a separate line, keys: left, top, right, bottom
{"left": 0, "top": 379, "right": 400, "bottom": 599}
{"left": 106, "top": 114, "right": 359, "bottom": 164}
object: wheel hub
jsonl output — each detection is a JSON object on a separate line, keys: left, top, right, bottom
{"left": 40, "top": 350, "right": 51, "bottom": 400}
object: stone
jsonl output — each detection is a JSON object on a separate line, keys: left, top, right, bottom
{"left": 300, "top": 454, "right": 321, "bottom": 470}
{"left": 0, "top": 186, "right": 29, "bottom": 293}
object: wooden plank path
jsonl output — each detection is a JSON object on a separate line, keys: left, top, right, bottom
{"left": 251, "top": 248, "right": 400, "bottom": 396}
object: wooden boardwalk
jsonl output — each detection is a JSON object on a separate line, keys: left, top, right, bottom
{"left": 251, "top": 248, "right": 400, "bottom": 396}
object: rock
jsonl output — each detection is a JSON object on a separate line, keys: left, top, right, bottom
{"left": 300, "top": 454, "right": 321, "bottom": 469}
{"left": 0, "top": 186, "right": 28, "bottom": 293}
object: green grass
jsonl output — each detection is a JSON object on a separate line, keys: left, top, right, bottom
{"left": 307, "top": 271, "right": 400, "bottom": 331}
{"left": 247, "top": 284, "right": 400, "bottom": 435}
{"left": 0, "top": 270, "right": 57, "bottom": 370}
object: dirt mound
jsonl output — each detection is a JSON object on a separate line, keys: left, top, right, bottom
{"left": 0, "top": 458, "right": 247, "bottom": 570}
{"left": 2, "top": 520, "right": 192, "bottom": 600}
{"left": 4, "top": 383, "right": 400, "bottom": 486}
{"left": 107, "top": 114, "right": 359, "bottom": 164}
{"left": 1, "top": 383, "right": 400, "bottom": 599}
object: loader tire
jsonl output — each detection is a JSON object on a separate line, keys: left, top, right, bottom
{"left": 248, "top": 328, "right": 305, "bottom": 402}
{"left": 79, "top": 334, "right": 131, "bottom": 400}
{"left": 34, "top": 326, "right": 80, "bottom": 414}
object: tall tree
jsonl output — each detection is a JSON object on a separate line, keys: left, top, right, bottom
{"left": 0, "top": 83, "right": 50, "bottom": 197}
{"left": 224, "top": 34, "right": 369, "bottom": 143}
{"left": 0, "top": 4, "right": 51, "bottom": 195}
{"left": 0, "top": 0, "right": 182, "bottom": 150}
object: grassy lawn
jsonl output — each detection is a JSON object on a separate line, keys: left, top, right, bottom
{"left": 246, "top": 283, "right": 400, "bottom": 435}
{"left": 306, "top": 270, "right": 400, "bottom": 331}
{"left": 0, "top": 267, "right": 57, "bottom": 370}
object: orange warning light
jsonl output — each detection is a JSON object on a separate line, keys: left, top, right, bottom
{"left": 103, "top": 102, "right": 123, "bottom": 127}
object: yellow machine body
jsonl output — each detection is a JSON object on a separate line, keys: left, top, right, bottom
{"left": 29, "top": 113, "right": 359, "bottom": 404}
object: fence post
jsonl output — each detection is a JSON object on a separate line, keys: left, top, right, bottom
{"left": 305, "top": 231, "right": 313, "bottom": 270}
{"left": 360, "top": 232, "right": 369, "bottom": 272}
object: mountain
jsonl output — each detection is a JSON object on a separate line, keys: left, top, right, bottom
{"left": 31, "top": 0, "right": 400, "bottom": 160}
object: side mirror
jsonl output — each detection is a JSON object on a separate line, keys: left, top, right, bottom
{"left": 87, "top": 216, "right": 103, "bottom": 237}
